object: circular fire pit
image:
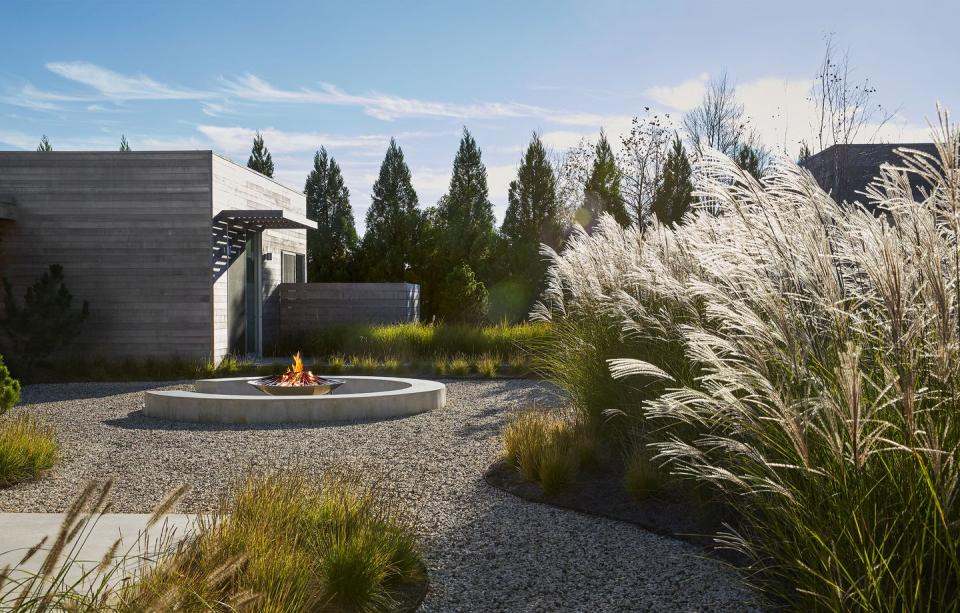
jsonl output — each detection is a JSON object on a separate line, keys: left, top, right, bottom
{"left": 143, "top": 376, "right": 446, "bottom": 424}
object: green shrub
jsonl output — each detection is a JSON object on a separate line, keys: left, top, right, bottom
{"left": 120, "top": 468, "right": 423, "bottom": 612}
{"left": 0, "top": 264, "right": 89, "bottom": 370}
{"left": 0, "top": 354, "right": 21, "bottom": 416}
{"left": 437, "top": 263, "right": 489, "bottom": 324}
{"left": 0, "top": 415, "right": 58, "bottom": 487}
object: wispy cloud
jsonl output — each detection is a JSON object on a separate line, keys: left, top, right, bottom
{"left": 645, "top": 73, "right": 709, "bottom": 112}
{"left": 196, "top": 125, "right": 445, "bottom": 156}
{"left": 45, "top": 61, "right": 212, "bottom": 101}
{"left": 4, "top": 61, "right": 632, "bottom": 129}
{"left": 220, "top": 74, "right": 552, "bottom": 121}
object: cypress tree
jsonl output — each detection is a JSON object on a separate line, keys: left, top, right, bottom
{"left": 247, "top": 131, "right": 274, "bottom": 177}
{"left": 119, "top": 134, "right": 131, "bottom": 151}
{"left": 735, "top": 145, "right": 764, "bottom": 180}
{"left": 798, "top": 141, "right": 813, "bottom": 164}
{"left": 583, "top": 131, "right": 630, "bottom": 227}
{"left": 360, "top": 139, "right": 421, "bottom": 281}
{"left": 495, "top": 133, "right": 564, "bottom": 320}
{"left": 36, "top": 135, "right": 52, "bottom": 152}
{"left": 502, "top": 133, "right": 563, "bottom": 249}
{"left": 650, "top": 135, "right": 693, "bottom": 226}
{"left": 305, "top": 148, "right": 359, "bottom": 282}
{"left": 434, "top": 128, "right": 495, "bottom": 277}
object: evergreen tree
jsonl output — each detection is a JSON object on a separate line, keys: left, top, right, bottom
{"left": 360, "top": 139, "right": 421, "bottom": 282}
{"left": 495, "top": 133, "right": 564, "bottom": 320}
{"left": 247, "top": 131, "right": 274, "bottom": 177}
{"left": 735, "top": 145, "right": 764, "bottom": 180}
{"left": 119, "top": 134, "right": 131, "bottom": 151}
{"left": 502, "top": 133, "right": 563, "bottom": 249}
{"left": 583, "top": 131, "right": 630, "bottom": 227}
{"left": 304, "top": 148, "right": 358, "bottom": 282}
{"left": 433, "top": 128, "right": 496, "bottom": 277}
{"left": 650, "top": 135, "right": 694, "bottom": 226}
{"left": 798, "top": 141, "right": 813, "bottom": 164}
{"left": 36, "top": 135, "right": 52, "bottom": 152}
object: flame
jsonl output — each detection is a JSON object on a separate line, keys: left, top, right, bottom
{"left": 290, "top": 352, "right": 304, "bottom": 374}
{"left": 267, "top": 351, "right": 321, "bottom": 386}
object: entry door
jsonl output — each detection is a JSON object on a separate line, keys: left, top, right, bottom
{"left": 243, "top": 233, "right": 262, "bottom": 355}
{"left": 228, "top": 232, "right": 262, "bottom": 356}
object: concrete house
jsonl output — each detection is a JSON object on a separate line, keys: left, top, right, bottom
{"left": 0, "top": 151, "right": 315, "bottom": 363}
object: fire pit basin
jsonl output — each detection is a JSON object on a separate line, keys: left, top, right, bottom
{"left": 143, "top": 376, "right": 446, "bottom": 424}
{"left": 248, "top": 377, "right": 346, "bottom": 396}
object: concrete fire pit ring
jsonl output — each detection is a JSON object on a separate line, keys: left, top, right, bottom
{"left": 143, "top": 376, "right": 446, "bottom": 424}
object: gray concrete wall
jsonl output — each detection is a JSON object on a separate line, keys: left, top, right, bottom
{"left": 211, "top": 154, "right": 307, "bottom": 361}
{"left": 279, "top": 283, "right": 420, "bottom": 337}
{"left": 0, "top": 151, "right": 213, "bottom": 360}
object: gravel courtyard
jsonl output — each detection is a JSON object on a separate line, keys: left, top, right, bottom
{"left": 5, "top": 379, "right": 759, "bottom": 611}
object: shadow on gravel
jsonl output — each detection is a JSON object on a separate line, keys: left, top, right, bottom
{"left": 20, "top": 381, "right": 188, "bottom": 404}
{"left": 472, "top": 380, "right": 566, "bottom": 408}
{"left": 422, "top": 474, "right": 760, "bottom": 612}
{"left": 102, "top": 409, "right": 418, "bottom": 433}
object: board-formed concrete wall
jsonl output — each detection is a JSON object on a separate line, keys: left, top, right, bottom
{"left": 278, "top": 283, "right": 420, "bottom": 337}
{"left": 0, "top": 151, "right": 213, "bottom": 360}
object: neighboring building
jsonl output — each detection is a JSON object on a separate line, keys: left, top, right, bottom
{"left": 0, "top": 151, "right": 315, "bottom": 363}
{"left": 801, "top": 143, "right": 938, "bottom": 211}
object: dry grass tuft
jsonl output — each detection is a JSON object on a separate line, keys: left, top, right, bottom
{"left": 0, "top": 415, "right": 58, "bottom": 488}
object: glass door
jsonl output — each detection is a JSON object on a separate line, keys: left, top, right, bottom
{"left": 243, "top": 233, "right": 262, "bottom": 356}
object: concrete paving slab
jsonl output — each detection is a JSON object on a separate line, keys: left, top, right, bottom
{"left": 0, "top": 513, "right": 200, "bottom": 596}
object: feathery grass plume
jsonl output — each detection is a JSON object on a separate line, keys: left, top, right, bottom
{"left": 146, "top": 483, "right": 190, "bottom": 528}
{"left": 17, "top": 536, "right": 47, "bottom": 566}
{"left": 541, "top": 106, "right": 960, "bottom": 609}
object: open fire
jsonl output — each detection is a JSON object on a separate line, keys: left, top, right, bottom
{"left": 249, "top": 352, "right": 345, "bottom": 396}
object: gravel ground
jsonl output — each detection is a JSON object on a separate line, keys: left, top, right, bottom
{"left": 6, "top": 380, "right": 761, "bottom": 611}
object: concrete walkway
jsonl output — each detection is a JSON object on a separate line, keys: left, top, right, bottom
{"left": 0, "top": 513, "right": 199, "bottom": 591}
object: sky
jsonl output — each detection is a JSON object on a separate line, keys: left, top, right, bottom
{"left": 3, "top": 0, "right": 959, "bottom": 233}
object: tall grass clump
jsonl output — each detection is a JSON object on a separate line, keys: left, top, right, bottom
{"left": 502, "top": 410, "right": 599, "bottom": 494}
{"left": 532, "top": 208, "right": 701, "bottom": 441}
{"left": 541, "top": 108, "right": 960, "bottom": 610}
{"left": 289, "top": 321, "right": 550, "bottom": 362}
{"left": 121, "top": 468, "right": 424, "bottom": 612}
{"left": 0, "top": 415, "right": 58, "bottom": 487}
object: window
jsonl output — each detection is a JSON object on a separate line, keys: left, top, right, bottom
{"left": 281, "top": 251, "right": 306, "bottom": 283}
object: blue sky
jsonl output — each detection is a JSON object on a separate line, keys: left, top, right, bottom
{"left": 3, "top": 0, "right": 958, "bottom": 232}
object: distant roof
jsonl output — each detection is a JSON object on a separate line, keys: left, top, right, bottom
{"left": 801, "top": 143, "right": 938, "bottom": 208}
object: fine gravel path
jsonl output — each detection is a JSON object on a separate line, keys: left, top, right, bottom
{"left": 6, "top": 380, "right": 761, "bottom": 612}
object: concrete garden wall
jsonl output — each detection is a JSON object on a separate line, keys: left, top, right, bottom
{"left": 278, "top": 283, "right": 420, "bottom": 335}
